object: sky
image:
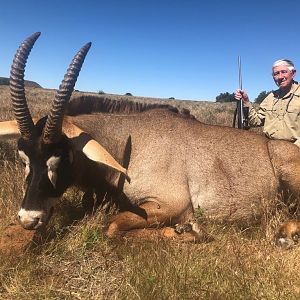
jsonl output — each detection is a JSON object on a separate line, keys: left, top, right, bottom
{"left": 1, "top": 0, "right": 300, "bottom": 102}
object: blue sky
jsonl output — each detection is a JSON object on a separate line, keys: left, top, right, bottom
{"left": 1, "top": 0, "right": 300, "bottom": 101}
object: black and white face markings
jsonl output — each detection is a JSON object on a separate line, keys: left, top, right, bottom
{"left": 18, "top": 150, "right": 30, "bottom": 180}
{"left": 46, "top": 155, "right": 61, "bottom": 188}
{"left": 17, "top": 136, "right": 73, "bottom": 230}
{"left": 18, "top": 150, "right": 61, "bottom": 188}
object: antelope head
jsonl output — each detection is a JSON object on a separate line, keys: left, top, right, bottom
{"left": 2, "top": 32, "right": 128, "bottom": 230}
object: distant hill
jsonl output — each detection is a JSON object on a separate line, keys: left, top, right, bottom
{"left": 0, "top": 77, "right": 41, "bottom": 88}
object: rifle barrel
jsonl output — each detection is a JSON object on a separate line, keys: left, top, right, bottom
{"left": 237, "top": 56, "right": 244, "bottom": 129}
{"left": 238, "top": 56, "right": 243, "bottom": 91}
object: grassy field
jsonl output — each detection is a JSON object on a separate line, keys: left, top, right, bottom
{"left": 0, "top": 86, "right": 299, "bottom": 299}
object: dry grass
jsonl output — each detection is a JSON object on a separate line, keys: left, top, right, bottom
{"left": 0, "top": 86, "right": 237, "bottom": 126}
{"left": 0, "top": 86, "right": 299, "bottom": 299}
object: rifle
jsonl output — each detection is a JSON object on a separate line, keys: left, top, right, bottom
{"left": 233, "top": 56, "right": 249, "bottom": 129}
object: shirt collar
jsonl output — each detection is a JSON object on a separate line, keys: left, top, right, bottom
{"left": 274, "top": 82, "right": 300, "bottom": 99}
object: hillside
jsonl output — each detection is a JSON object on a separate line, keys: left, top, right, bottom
{"left": 0, "top": 77, "right": 41, "bottom": 88}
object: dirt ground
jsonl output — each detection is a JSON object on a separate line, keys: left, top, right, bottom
{"left": 0, "top": 224, "right": 35, "bottom": 256}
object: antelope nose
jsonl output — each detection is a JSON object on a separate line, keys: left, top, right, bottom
{"left": 18, "top": 208, "right": 42, "bottom": 230}
{"left": 19, "top": 216, "right": 39, "bottom": 230}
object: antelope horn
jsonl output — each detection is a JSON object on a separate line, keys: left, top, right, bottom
{"left": 43, "top": 42, "right": 92, "bottom": 144}
{"left": 10, "top": 32, "right": 41, "bottom": 140}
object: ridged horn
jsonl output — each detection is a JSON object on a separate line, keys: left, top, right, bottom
{"left": 43, "top": 42, "right": 92, "bottom": 144}
{"left": 10, "top": 32, "right": 41, "bottom": 140}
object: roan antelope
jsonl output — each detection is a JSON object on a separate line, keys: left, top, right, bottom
{"left": 1, "top": 32, "right": 300, "bottom": 245}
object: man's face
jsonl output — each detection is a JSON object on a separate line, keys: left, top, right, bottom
{"left": 272, "top": 64, "right": 296, "bottom": 90}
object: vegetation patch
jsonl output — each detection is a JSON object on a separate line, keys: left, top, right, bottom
{"left": 0, "top": 86, "right": 298, "bottom": 299}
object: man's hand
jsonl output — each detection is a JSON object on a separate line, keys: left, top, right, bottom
{"left": 234, "top": 89, "right": 250, "bottom": 103}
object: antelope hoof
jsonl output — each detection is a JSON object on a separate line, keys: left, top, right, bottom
{"left": 174, "top": 223, "right": 193, "bottom": 234}
{"left": 275, "top": 220, "right": 300, "bottom": 249}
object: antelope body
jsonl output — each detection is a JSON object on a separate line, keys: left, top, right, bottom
{"left": 1, "top": 33, "right": 300, "bottom": 242}
{"left": 70, "top": 107, "right": 300, "bottom": 239}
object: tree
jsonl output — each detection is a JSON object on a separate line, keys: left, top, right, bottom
{"left": 254, "top": 91, "right": 271, "bottom": 104}
{"left": 215, "top": 92, "right": 236, "bottom": 103}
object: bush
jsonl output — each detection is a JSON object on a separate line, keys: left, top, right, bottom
{"left": 215, "top": 92, "right": 236, "bottom": 103}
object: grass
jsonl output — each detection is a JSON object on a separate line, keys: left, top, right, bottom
{"left": 0, "top": 86, "right": 299, "bottom": 299}
{"left": 1, "top": 214, "right": 299, "bottom": 299}
{"left": 0, "top": 86, "right": 237, "bottom": 126}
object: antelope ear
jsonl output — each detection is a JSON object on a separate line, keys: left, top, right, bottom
{"left": 62, "top": 119, "right": 130, "bottom": 182}
{"left": 0, "top": 118, "right": 40, "bottom": 140}
{"left": 0, "top": 120, "right": 21, "bottom": 139}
